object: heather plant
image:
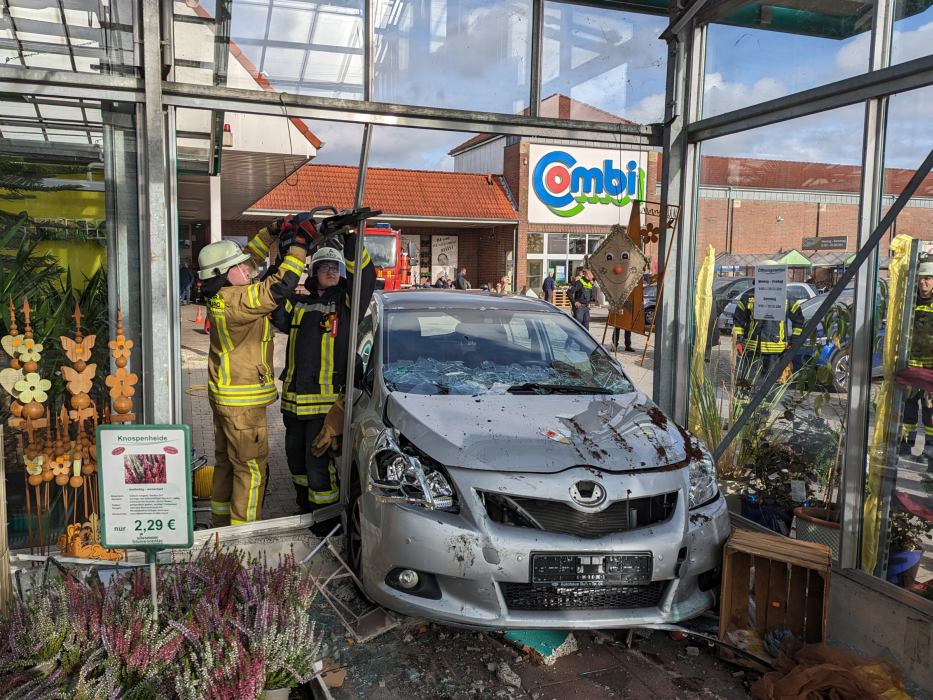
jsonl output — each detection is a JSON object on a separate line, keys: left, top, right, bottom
{"left": 0, "top": 546, "right": 323, "bottom": 698}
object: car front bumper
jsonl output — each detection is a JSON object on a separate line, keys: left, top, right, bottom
{"left": 358, "top": 465, "right": 731, "bottom": 629}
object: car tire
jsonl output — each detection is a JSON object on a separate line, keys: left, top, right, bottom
{"left": 344, "top": 468, "right": 364, "bottom": 580}
{"left": 644, "top": 306, "right": 654, "bottom": 329}
{"left": 830, "top": 348, "right": 850, "bottom": 394}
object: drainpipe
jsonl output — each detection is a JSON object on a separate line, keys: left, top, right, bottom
{"left": 512, "top": 226, "right": 518, "bottom": 290}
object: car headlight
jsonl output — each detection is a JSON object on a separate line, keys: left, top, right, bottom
{"left": 368, "top": 428, "right": 457, "bottom": 511}
{"left": 688, "top": 443, "right": 719, "bottom": 509}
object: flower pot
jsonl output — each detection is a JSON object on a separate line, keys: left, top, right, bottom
{"left": 887, "top": 550, "right": 923, "bottom": 587}
{"left": 741, "top": 494, "right": 793, "bottom": 535}
{"left": 260, "top": 688, "right": 291, "bottom": 700}
{"left": 793, "top": 507, "right": 840, "bottom": 560}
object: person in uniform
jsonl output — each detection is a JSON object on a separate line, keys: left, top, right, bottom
{"left": 272, "top": 230, "right": 376, "bottom": 533}
{"left": 570, "top": 268, "right": 596, "bottom": 330}
{"left": 198, "top": 215, "right": 312, "bottom": 526}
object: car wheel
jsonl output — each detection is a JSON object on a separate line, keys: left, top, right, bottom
{"left": 644, "top": 306, "right": 654, "bottom": 329}
{"left": 345, "top": 470, "right": 364, "bottom": 578}
{"left": 831, "top": 349, "right": 850, "bottom": 394}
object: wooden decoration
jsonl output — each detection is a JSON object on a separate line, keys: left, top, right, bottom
{"left": 106, "top": 308, "right": 137, "bottom": 423}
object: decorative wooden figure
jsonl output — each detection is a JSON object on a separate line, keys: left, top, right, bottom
{"left": 106, "top": 308, "right": 137, "bottom": 423}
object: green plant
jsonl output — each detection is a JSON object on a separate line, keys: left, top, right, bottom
{"left": 888, "top": 510, "right": 933, "bottom": 552}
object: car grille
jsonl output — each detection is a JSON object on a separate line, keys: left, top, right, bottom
{"left": 502, "top": 581, "right": 667, "bottom": 611}
{"left": 482, "top": 492, "right": 677, "bottom": 538}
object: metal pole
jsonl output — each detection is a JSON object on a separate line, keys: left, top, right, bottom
{"left": 0, "top": 435, "right": 10, "bottom": 614}
{"left": 529, "top": 0, "right": 544, "bottom": 118}
{"left": 147, "top": 550, "right": 158, "bottom": 620}
{"left": 315, "top": 123, "right": 373, "bottom": 525}
{"left": 713, "top": 146, "right": 933, "bottom": 463}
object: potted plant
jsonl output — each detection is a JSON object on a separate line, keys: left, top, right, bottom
{"left": 886, "top": 510, "right": 933, "bottom": 587}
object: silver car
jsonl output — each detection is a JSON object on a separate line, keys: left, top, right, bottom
{"left": 345, "top": 291, "right": 730, "bottom": 629}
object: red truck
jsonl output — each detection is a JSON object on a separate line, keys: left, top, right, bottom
{"left": 363, "top": 223, "right": 412, "bottom": 290}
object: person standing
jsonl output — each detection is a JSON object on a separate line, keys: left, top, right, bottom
{"left": 901, "top": 260, "right": 933, "bottom": 469}
{"left": 454, "top": 267, "right": 471, "bottom": 290}
{"left": 272, "top": 230, "right": 376, "bottom": 534}
{"left": 570, "top": 268, "right": 596, "bottom": 330}
{"left": 180, "top": 263, "right": 195, "bottom": 303}
{"left": 542, "top": 271, "right": 555, "bottom": 303}
{"left": 732, "top": 268, "right": 805, "bottom": 388}
{"left": 199, "top": 215, "right": 312, "bottom": 527}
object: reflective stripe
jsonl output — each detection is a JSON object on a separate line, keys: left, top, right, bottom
{"left": 280, "top": 255, "right": 305, "bottom": 276}
{"left": 291, "top": 474, "right": 309, "bottom": 486}
{"left": 319, "top": 331, "right": 334, "bottom": 396}
{"left": 231, "top": 519, "right": 246, "bottom": 525}
{"left": 281, "top": 401, "right": 333, "bottom": 416}
{"left": 246, "top": 234, "right": 270, "bottom": 257}
{"left": 309, "top": 461, "right": 340, "bottom": 504}
{"left": 281, "top": 391, "right": 341, "bottom": 404}
{"left": 214, "top": 310, "right": 235, "bottom": 385}
{"left": 247, "top": 284, "right": 260, "bottom": 308}
{"left": 245, "top": 458, "right": 261, "bottom": 522}
{"left": 260, "top": 317, "right": 272, "bottom": 381}
{"left": 211, "top": 500, "right": 230, "bottom": 515}
{"left": 282, "top": 308, "right": 304, "bottom": 392}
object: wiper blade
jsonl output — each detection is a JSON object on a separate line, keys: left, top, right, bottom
{"left": 506, "top": 382, "right": 612, "bottom": 395}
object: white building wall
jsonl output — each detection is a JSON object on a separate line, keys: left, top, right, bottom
{"left": 453, "top": 137, "right": 506, "bottom": 174}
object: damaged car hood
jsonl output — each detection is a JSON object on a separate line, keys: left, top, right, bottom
{"left": 385, "top": 392, "right": 691, "bottom": 473}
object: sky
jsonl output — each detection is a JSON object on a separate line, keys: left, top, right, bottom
{"left": 220, "top": 1, "right": 933, "bottom": 173}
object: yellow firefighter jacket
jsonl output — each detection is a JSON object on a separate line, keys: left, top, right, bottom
{"left": 207, "top": 228, "right": 306, "bottom": 407}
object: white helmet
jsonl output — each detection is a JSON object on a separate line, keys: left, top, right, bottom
{"left": 310, "top": 247, "right": 345, "bottom": 277}
{"left": 198, "top": 240, "right": 250, "bottom": 280}
{"left": 919, "top": 260, "right": 933, "bottom": 277}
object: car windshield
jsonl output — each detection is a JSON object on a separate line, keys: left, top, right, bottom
{"left": 364, "top": 234, "right": 398, "bottom": 268}
{"left": 382, "top": 307, "right": 634, "bottom": 395}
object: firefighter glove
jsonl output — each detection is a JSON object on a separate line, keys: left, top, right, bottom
{"left": 311, "top": 397, "right": 345, "bottom": 457}
{"left": 736, "top": 342, "right": 743, "bottom": 356}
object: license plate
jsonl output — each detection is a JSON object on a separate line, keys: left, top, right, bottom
{"left": 531, "top": 553, "right": 652, "bottom": 587}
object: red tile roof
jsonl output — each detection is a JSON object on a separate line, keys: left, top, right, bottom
{"left": 189, "top": 2, "right": 321, "bottom": 149}
{"left": 247, "top": 164, "right": 518, "bottom": 220}
{"left": 697, "top": 155, "right": 933, "bottom": 196}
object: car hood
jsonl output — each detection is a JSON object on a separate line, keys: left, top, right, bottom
{"left": 385, "top": 392, "right": 694, "bottom": 473}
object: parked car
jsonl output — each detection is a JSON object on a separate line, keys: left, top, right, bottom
{"left": 793, "top": 290, "right": 883, "bottom": 392}
{"left": 718, "top": 282, "right": 818, "bottom": 336}
{"left": 345, "top": 291, "right": 729, "bottom": 629}
{"left": 643, "top": 283, "right": 657, "bottom": 327}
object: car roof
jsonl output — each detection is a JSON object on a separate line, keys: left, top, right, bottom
{"left": 378, "top": 289, "right": 554, "bottom": 312}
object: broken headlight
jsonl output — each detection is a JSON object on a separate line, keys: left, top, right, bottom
{"left": 368, "top": 428, "right": 457, "bottom": 511}
{"left": 688, "top": 443, "right": 719, "bottom": 509}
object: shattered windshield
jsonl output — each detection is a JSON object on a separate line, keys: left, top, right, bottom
{"left": 382, "top": 307, "right": 634, "bottom": 395}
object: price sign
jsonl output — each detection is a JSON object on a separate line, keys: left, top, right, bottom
{"left": 97, "top": 425, "right": 193, "bottom": 550}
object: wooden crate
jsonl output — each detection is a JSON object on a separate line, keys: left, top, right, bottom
{"left": 553, "top": 288, "right": 570, "bottom": 307}
{"left": 719, "top": 528, "right": 832, "bottom": 668}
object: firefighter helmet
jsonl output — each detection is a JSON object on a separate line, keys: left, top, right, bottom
{"left": 919, "top": 260, "right": 933, "bottom": 277}
{"left": 310, "top": 247, "right": 345, "bottom": 277}
{"left": 198, "top": 240, "right": 251, "bottom": 280}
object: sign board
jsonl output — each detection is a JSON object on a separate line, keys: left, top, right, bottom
{"left": 97, "top": 425, "right": 193, "bottom": 550}
{"left": 527, "top": 144, "right": 649, "bottom": 226}
{"left": 754, "top": 264, "right": 788, "bottom": 322}
{"left": 802, "top": 236, "right": 847, "bottom": 251}
{"left": 431, "top": 235, "right": 458, "bottom": 284}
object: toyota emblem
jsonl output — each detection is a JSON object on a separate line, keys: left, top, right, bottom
{"left": 570, "top": 480, "right": 607, "bottom": 507}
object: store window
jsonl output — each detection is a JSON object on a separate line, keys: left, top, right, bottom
{"left": 542, "top": 3, "right": 667, "bottom": 123}
{"left": 547, "top": 233, "right": 567, "bottom": 255}
{"left": 703, "top": 5, "right": 873, "bottom": 118}
{"left": 0, "top": 97, "right": 140, "bottom": 552}
{"left": 569, "top": 233, "right": 587, "bottom": 255}
{"left": 526, "top": 259, "right": 543, "bottom": 295}
{"left": 690, "top": 105, "right": 864, "bottom": 549}
{"left": 373, "top": 0, "right": 532, "bottom": 114}
{"left": 859, "top": 85, "right": 933, "bottom": 600}
{"left": 527, "top": 232, "right": 544, "bottom": 254}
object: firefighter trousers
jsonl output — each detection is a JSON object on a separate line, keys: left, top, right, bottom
{"left": 284, "top": 414, "right": 339, "bottom": 513}
{"left": 902, "top": 389, "right": 933, "bottom": 444}
{"left": 209, "top": 403, "right": 269, "bottom": 527}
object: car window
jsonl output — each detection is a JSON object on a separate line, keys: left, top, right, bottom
{"left": 382, "top": 308, "right": 633, "bottom": 395}
{"left": 787, "top": 285, "right": 812, "bottom": 303}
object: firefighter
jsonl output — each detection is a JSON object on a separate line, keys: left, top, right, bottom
{"left": 901, "top": 260, "right": 933, "bottom": 467}
{"left": 733, "top": 267, "right": 806, "bottom": 388}
{"left": 570, "top": 268, "right": 596, "bottom": 329}
{"left": 272, "top": 230, "right": 376, "bottom": 533}
{"left": 198, "top": 215, "right": 312, "bottom": 527}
